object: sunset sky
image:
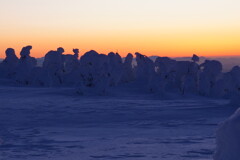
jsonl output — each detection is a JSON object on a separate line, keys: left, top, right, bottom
{"left": 0, "top": 0, "right": 240, "bottom": 58}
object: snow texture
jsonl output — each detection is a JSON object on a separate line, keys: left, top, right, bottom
{"left": 214, "top": 108, "right": 240, "bottom": 160}
{"left": 0, "top": 86, "right": 234, "bottom": 160}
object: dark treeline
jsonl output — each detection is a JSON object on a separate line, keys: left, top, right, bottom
{"left": 0, "top": 46, "right": 240, "bottom": 99}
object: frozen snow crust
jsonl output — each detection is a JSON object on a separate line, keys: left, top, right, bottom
{"left": 0, "top": 86, "right": 235, "bottom": 160}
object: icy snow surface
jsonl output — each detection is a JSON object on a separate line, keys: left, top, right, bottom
{"left": 0, "top": 85, "right": 236, "bottom": 160}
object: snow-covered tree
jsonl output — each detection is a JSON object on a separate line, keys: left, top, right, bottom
{"left": 212, "top": 66, "right": 240, "bottom": 98}
{"left": 171, "top": 60, "right": 199, "bottom": 94}
{"left": 121, "top": 53, "right": 135, "bottom": 83}
{"left": 14, "top": 46, "right": 37, "bottom": 85}
{"left": 63, "top": 48, "right": 79, "bottom": 73}
{"left": 0, "top": 48, "right": 19, "bottom": 78}
{"left": 181, "top": 55, "right": 200, "bottom": 95}
{"left": 107, "top": 52, "right": 123, "bottom": 86}
{"left": 135, "top": 52, "right": 155, "bottom": 82}
{"left": 199, "top": 60, "right": 222, "bottom": 96}
{"left": 43, "top": 47, "right": 65, "bottom": 87}
{"left": 153, "top": 57, "right": 177, "bottom": 93}
{"left": 134, "top": 52, "right": 156, "bottom": 92}
{"left": 192, "top": 54, "right": 200, "bottom": 63}
{"left": 76, "top": 50, "right": 110, "bottom": 95}
{"left": 213, "top": 66, "right": 240, "bottom": 102}
{"left": 61, "top": 49, "right": 80, "bottom": 86}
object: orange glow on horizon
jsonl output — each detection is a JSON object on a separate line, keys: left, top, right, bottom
{"left": 1, "top": 21, "right": 240, "bottom": 59}
{"left": 1, "top": 0, "right": 240, "bottom": 59}
{"left": 0, "top": 46, "right": 239, "bottom": 59}
{"left": 1, "top": 30, "right": 240, "bottom": 58}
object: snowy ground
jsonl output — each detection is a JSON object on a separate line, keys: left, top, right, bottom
{"left": 0, "top": 85, "right": 237, "bottom": 160}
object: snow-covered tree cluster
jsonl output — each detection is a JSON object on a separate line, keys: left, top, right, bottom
{"left": 0, "top": 46, "right": 240, "bottom": 96}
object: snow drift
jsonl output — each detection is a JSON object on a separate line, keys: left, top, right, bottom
{"left": 214, "top": 108, "right": 240, "bottom": 160}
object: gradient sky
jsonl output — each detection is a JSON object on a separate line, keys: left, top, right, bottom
{"left": 0, "top": 0, "right": 240, "bottom": 58}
